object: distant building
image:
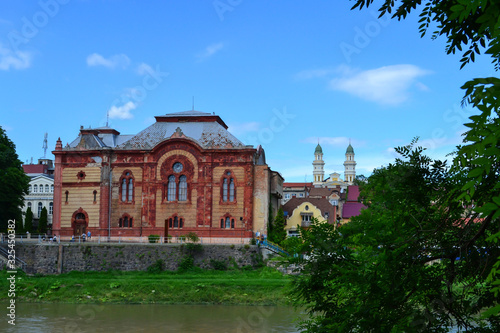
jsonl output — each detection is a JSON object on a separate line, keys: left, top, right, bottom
{"left": 52, "top": 111, "right": 282, "bottom": 240}
{"left": 22, "top": 158, "right": 55, "bottom": 228}
{"left": 282, "top": 182, "right": 312, "bottom": 204}
{"left": 341, "top": 185, "right": 366, "bottom": 223}
{"left": 282, "top": 197, "right": 337, "bottom": 237}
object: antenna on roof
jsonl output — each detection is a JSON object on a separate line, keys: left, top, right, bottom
{"left": 192, "top": 96, "right": 194, "bottom": 111}
{"left": 106, "top": 109, "right": 109, "bottom": 127}
{"left": 42, "top": 133, "right": 48, "bottom": 158}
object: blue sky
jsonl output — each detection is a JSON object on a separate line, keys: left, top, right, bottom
{"left": 0, "top": 1, "right": 493, "bottom": 182}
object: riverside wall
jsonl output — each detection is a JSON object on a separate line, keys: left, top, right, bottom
{"left": 5, "top": 243, "right": 263, "bottom": 275}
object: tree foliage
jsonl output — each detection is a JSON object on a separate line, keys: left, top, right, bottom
{"left": 38, "top": 207, "right": 48, "bottom": 234}
{"left": 288, "top": 144, "right": 500, "bottom": 332}
{"left": 0, "top": 126, "right": 29, "bottom": 231}
{"left": 284, "top": 0, "right": 500, "bottom": 330}
{"left": 353, "top": 0, "right": 500, "bottom": 319}
{"left": 270, "top": 207, "right": 287, "bottom": 245}
{"left": 24, "top": 207, "right": 33, "bottom": 233}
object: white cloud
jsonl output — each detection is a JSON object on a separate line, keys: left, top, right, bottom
{"left": 0, "top": 43, "right": 31, "bottom": 70}
{"left": 108, "top": 101, "right": 137, "bottom": 119}
{"left": 329, "top": 64, "right": 431, "bottom": 106}
{"left": 86, "top": 53, "right": 131, "bottom": 69}
{"left": 196, "top": 42, "right": 224, "bottom": 61}
{"left": 227, "top": 122, "right": 260, "bottom": 135}
{"left": 294, "top": 68, "right": 336, "bottom": 80}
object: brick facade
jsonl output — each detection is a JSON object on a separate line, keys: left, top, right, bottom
{"left": 52, "top": 111, "right": 281, "bottom": 240}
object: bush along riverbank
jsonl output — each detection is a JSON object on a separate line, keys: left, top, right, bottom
{"left": 0, "top": 266, "right": 292, "bottom": 306}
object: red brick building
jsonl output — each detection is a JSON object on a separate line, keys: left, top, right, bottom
{"left": 52, "top": 111, "right": 282, "bottom": 240}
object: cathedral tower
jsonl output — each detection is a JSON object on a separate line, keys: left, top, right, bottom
{"left": 343, "top": 143, "right": 356, "bottom": 184}
{"left": 313, "top": 143, "right": 325, "bottom": 187}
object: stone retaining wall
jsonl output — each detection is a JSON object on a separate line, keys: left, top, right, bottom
{"left": 6, "top": 243, "right": 263, "bottom": 275}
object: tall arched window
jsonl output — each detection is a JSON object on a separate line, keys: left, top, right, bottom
{"left": 33, "top": 185, "right": 38, "bottom": 193}
{"left": 167, "top": 175, "right": 176, "bottom": 201}
{"left": 120, "top": 171, "right": 134, "bottom": 203}
{"left": 50, "top": 184, "right": 54, "bottom": 193}
{"left": 38, "top": 202, "right": 43, "bottom": 217}
{"left": 45, "top": 184, "right": 49, "bottom": 192}
{"left": 49, "top": 202, "right": 53, "bottom": 215}
{"left": 221, "top": 171, "right": 236, "bottom": 203}
{"left": 27, "top": 202, "right": 32, "bottom": 209}
{"left": 179, "top": 175, "right": 187, "bottom": 201}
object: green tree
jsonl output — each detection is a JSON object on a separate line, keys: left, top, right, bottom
{"left": 0, "top": 126, "right": 29, "bottom": 232}
{"left": 267, "top": 199, "right": 274, "bottom": 239}
{"left": 24, "top": 207, "right": 33, "bottom": 233}
{"left": 357, "top": 0, "right": 500, "bottom": 319}
{"left": 288, "top": 144, "right": 500, "bottom": 332}
{"left": 38, "top": 207, "right": 48, "bottom": 234}
{"left": 270, "top": 207, "right": 287, "bottom": 245}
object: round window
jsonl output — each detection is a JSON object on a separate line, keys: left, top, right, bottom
{"left": 173, "top": 162, "right": 183, "bottom": 173}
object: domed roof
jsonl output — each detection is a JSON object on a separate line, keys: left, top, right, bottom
{"left": 346, "top": 144, "right": 354, "bottom": 154}
{"left": 315, "top": 144, "right": 323, "bottom": 154}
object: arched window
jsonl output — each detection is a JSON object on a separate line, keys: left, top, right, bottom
{"left": 167, "top": 175, "right": 176, "bottom": 201}
{"left": 220, "top": 215, "right": 235, "bottom": 229}
{"left": 33, "top": 185, "right": 38, "bottom": 193}
{"left": 65, "top": 191, "right": 69, "bottom": 203}
{"left": 167, "top": 214, "right": 184, "bottom": 229}
{"left": 179, "top": 175, "right": 187, "bottom": 201}
{"left": 221, "top": 171, "right": 236, "bottom": 203}
{"left": 27, "top": 202, "right": 32, "bottom": 209}
{"left": 45, "top": 184, "right": 49, "bottom": 192}
{"left": 93, "top": 190, "right": 97, "bottom": 203}
{"left": 38, "top": 202, "right": 43, "bottom": 217}
{"left": 119, "top": 214, "right": 133, "bottom": 228}
{"left": 229, "top": 178, "right": 235, "bottom": 202}
{"left": 120, "top": 171, "right": 134, "bottom": 203}
{"left": 50, "top": 185, "right": 54, "bottom": 193}
{"left": 49, "top": 202, "right": 53, "bottom": 215}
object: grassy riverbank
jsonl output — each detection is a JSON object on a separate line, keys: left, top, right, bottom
{"left": 1, "top": 267, "right": 291, "bottom": 305}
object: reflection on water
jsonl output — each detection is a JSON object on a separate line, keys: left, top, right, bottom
{"left": 1, "top": 303, "right": 301, "bottom": 333}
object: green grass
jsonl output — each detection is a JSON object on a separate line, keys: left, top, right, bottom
{"left": 1, "top": 267, "right": 291, "bottom": 305}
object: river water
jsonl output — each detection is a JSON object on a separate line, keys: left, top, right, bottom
{"left": 1, "top": 303, "right": 301, "bottom": 333}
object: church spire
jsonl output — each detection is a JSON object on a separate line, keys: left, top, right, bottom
{"left": 313, "top": 142, "right": 325, "bottom": 187}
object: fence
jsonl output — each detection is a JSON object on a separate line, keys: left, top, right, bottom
{"left": 0, "top": 234, "right": 252, "bottom": 245}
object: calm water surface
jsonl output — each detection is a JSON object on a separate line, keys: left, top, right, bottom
{"left": 1, "top": 303, "right": 301, "bottom": 333}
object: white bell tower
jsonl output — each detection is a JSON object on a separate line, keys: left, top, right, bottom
{"left": 344, "top": 142, "right": 356, "bottom": 184}
{"left": 313, "top": 143, "right": 325, "bottom": 187}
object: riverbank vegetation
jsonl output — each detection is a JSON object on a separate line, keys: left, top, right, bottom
{"left": 0, "top": 267, "right": 291, "bottom": 305}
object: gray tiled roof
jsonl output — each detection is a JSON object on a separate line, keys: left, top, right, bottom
{"left": 65, "top": 112, "right": 246, "bottom": 151}
{"left": 117, "top": 119, "right": 245, "bottom": 150}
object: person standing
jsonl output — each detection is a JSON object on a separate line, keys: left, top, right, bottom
{"left": 87, "top": 230, "right": 91, "bottom": 240}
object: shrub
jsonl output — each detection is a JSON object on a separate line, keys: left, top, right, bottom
{"left": 186, "top": 232, "right": 199, "bottom": 243}
{"left": 178, "top": 255, "right": 194, "bottom": 271}
{"left": 250, "top": 238, "right": 256, "bottom": 245}
{"left": 148, "top": 234, "right": 160, "bottom": 243}
{"left": 147, "top": 259, "right": 164, "bottom": 274}
{"left": 185, "top": 243, "right": 203, "bottom": 255}
{"left": 210, "top": 259, "right": 228, "bottom": 271}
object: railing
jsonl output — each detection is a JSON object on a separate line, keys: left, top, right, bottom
{"left": 261, "top": 240, "right": 289, "bottom": 256}
{"left": 0, "top": 234, "right": 253, "bottom": 245}
{"left": 0, "top": 246, "right": 27, "bottom": 271}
